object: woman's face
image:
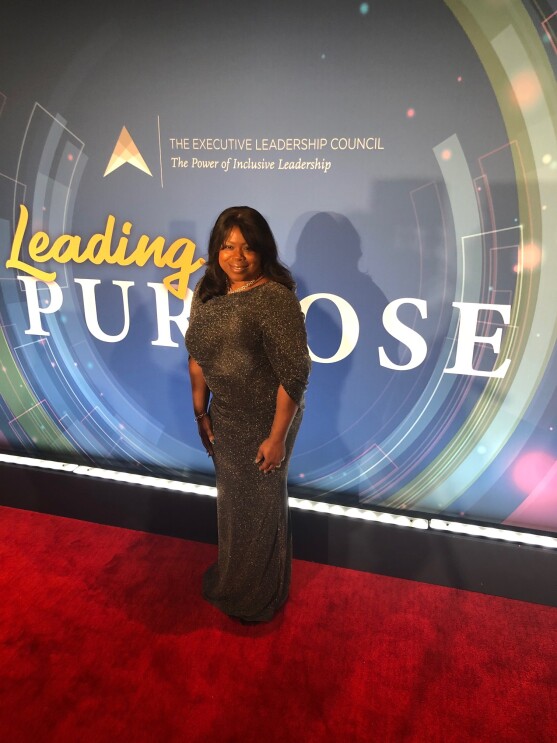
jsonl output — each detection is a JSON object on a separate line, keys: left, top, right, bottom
{"left": 218, "top": 226, "right": 262, "bottom": 285}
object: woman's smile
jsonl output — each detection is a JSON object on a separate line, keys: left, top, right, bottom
{"left": 219, "top": 226, "right": 262, "bottom": 287}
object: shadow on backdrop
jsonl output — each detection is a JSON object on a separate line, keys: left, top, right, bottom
{"left": 290, "top": 212, "right": 403, "bottom": 503}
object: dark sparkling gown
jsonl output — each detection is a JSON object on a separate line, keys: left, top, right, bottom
{"left": 185, "top": 281, "right": 310, "bottom": 622}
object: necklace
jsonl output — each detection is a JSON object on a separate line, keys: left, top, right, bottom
{"left": 227, "top": 274, "right": 263, "bottom": 294}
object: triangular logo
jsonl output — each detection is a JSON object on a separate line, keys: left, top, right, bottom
{"left": 104, "top": 126, "right": 153, "bottom": 177}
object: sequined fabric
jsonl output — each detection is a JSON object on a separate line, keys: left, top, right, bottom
{"left": 185, "top": 281, "right": 310, "bottom": 622}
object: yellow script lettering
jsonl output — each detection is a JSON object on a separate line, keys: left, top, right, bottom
{"left": 4, "top": 204, "right": 204, "bottom": 299}
{"left": 6, "top": 205, "right": 56, "bottom": 282}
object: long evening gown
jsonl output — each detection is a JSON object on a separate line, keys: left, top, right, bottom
{"left": 185, "top": 281, "right": 310, "bottom": 622}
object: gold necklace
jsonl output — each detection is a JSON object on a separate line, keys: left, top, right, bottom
{"left": 227, "top": 274, "right": 263, "bottom": 294}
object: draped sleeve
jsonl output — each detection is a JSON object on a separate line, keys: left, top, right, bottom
{"left": 259, "top": 283, "right": 311, "bottom": 406}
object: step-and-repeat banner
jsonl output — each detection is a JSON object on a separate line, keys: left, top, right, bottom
{"left": 1, "top": 0, "right": 556, "bottom": 532}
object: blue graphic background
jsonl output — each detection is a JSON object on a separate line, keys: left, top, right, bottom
{"left": 1, "top": 0, "right": 556, "bottom": 532}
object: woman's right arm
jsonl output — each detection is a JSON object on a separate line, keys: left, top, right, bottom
{"left": 188, "top": 356, "right": 215, "bottom": 456}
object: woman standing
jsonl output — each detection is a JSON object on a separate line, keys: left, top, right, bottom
{"left": 185, "top": 206, "right": 310, "bottom": 623}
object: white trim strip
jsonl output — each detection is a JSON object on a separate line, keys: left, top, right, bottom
{"left": 1, "top": 453, "right": 555, "bottom": 547}
{"left": 430, "top": 518, "right": 557, "bottom": 550}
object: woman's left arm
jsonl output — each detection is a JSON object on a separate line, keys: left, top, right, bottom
{"left": 255, "top": 385, "right": 298, "bottom": 473}
{"left": 256, "top": 286, "right": 311, "bottom": 473}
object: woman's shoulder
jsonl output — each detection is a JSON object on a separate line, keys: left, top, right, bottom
{"left": 261, "top": 280, "right": 298, "bottom": 299}
{"left": 192, "top": 275, "right": 205, "bottom": 293}
{"left": 190, "top": 273, "right": 212, "bottom": 304}
{"left": 256, "top": 281, "right": 304, "bottom": 323}
{"left": 254, "top": 280, "right": 301, "bottom": 309}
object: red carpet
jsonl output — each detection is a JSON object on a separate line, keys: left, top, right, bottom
{"left": 0, "top": 505, "right": 555, "bottom": 743}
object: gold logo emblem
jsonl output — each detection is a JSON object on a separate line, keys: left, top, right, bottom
{"left": 104, "top": 126, "right": 153, "bottom": 177}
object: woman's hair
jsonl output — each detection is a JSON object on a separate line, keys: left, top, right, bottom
{"left": 197, "top": 206, "right": 295, "bottom": 302}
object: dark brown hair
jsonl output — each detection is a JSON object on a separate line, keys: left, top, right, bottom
{"left": 198, "top": 206, "right": 295, "bottom": 302}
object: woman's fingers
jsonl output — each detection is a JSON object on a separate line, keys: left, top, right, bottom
{"left": 198, "top": 416, "right": 215, "bottom": 456}
{"left": 255, "top": 440, "right": 287, "bottom": 471}
{"left": 256, "top": 450, "right": 285, "bottom": 472}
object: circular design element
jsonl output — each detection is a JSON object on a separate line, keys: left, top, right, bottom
{"left": 0, "top": 0, "right": 555, "bottom": 532}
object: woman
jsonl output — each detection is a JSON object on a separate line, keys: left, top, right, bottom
{"left": 185, "top": 206, "right": 311, "bottom": 623}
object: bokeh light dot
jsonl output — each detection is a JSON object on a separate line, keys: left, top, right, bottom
{"left": 359, "top": 2, "right": 369, "bottom": 14}
{"left": 441, "top": 149, "right": 452, "bottom": 161}
{"left": 406, "top": 108, "right": 415, "bottom": 118}
{"left": 513, "top": 451, "right": 555, "bottom": 492}
{"left": 511, "top": 69, "right": 542, "bottom": 110}
{"left": 514, "top": 243, "right": 541, "bottom": 274}
{"left": 542, "top": 153, "right": 552, "bottom": 165}
{"left": 521, "top": 242, "right": 541, "bottom": 270}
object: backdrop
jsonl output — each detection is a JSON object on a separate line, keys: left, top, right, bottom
{"left": 1, "top": 0, "right": 556, "bottom": 533}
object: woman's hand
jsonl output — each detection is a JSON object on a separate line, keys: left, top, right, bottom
{"left": 255, "top": 437, "right": 286, "bottom": 473}
{"left": 255, "top": 386, "right": 298, "bottom": 473}
{"left": 197, "top": 414, "right": 215, "bottom": 457}
{"left": 188, "top": 356, "right": 214, "bottom": 456}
